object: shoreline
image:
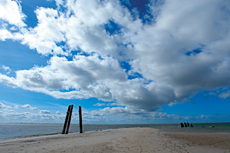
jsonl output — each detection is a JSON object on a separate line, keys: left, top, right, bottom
{"left": 2, "top": 129, "right": 229, "bottom": 142}
{"left": 0, "top": 127, "right": 139, "bottom": 141}
{"left": 1, "top": 122, "right": 229, "bottom": 140}
{"left": 0, "top": 127, "right": 229, "bottom": 153}
{"left": 1, "top": 125, "right": 230, "bottom": 140}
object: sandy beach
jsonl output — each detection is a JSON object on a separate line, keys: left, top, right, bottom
{"left": 0, "top": 128, "right": 229, "bottom": 153}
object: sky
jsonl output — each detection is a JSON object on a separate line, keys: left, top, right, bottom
{"left": 0, "top": 0, "right": 230, "bottom": 124}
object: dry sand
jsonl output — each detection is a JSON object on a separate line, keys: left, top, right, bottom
{"left": 0, "top": 128, "right": 229, "bottom": 153}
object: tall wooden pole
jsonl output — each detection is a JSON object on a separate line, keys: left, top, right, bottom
{"left": 79, "top": 106, "right": 83, "bottom": 133}
{"left": 62, "top": 105, "right": 71, "bottom": 134}
{"left": 66, "top": 105, "right": 74, "bottom": 134}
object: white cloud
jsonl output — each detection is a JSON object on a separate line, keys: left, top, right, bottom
{"left": 0, "top": 111, "right": 66, "bottom": 122}
{"left": 0, "top": 54, "right": 127, "bottom": 100}
{"left": 14, "top": 105, "right": 19, "bottom": 109}
{"left": 1, "top": 65, "right": 11, "bottom": 74}
{"left": 0, "top": 73, "right": 18, "bottom": 87}
{"left": 127, "top": 0, "right": 230, "bottom": 101}
{"left": 219, "top": 91, "right": 230, "bottom": 99}
{"left": 93, "top": 103, "right": 105, "bottom": 106}
{"left": 18, "top": 7, "right": 67, "bottom": 55}
{"left": 0, "top": 105, "right": 229, "bottom": 123}
{"left": 0, "top": 0, "right": 230, "bottom": 114}
{"left": 21, "top": 104, "right": 38, "bottom": 110}
{"left": 0, "top": 54, "right": 176, "bottom": 111}
{"left": 0, "top": 0, "right": 26, "bottom": 27}
{"left": 106, "top": 103, "right": 123, "bottom": 106}
{"left": 1, "top": 0, "right": 138, "bottom": 56}
{"left": 87, "top": 106, "right": 186, "bottom": 122}
{"left": 0, "top": 29, "right": 13, "bottom": 41}
{"left": 2, "top": 65, "right": 10, "bottom": 71}
{"left": 40, "top": 110, "right": 50, "bottom": 114}
{"left": 85, "top": 106, "right": 230, "bottom": 123}
{"left": 0, "top": 102, "right": 12, "bottom": 109}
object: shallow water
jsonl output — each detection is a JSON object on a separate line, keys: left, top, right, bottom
{"left": 0, "top": 122, "right": 229, "bottom": 139}
{"left": 156, "top": 122, "right": 230, "bottom": 133}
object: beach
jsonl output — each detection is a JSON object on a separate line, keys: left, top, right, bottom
{"left": 0, "top": 128, "right": 229, "bottom": 153}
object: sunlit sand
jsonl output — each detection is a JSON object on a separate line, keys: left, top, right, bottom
{"left": 0, "top": 128, "right": 229, "bottom": 153}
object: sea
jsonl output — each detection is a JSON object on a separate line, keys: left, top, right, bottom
{"left": 0, "top": 122, "right": 229, "bottom": 140}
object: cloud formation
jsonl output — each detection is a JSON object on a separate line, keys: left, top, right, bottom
{"left": 94, "top": 103, "right": 105, "bottom": 106}
{"left": 40, "top": 110, "right": 50, "bottom": 114}
{"left": 21, "top": 104, "right": 38, "bottom": 110}
{"left": 1, "top": 65, "right": 11, "bottom": 73}
{"left": 0, "top": 104, "right": 229, "bottom": 123}
{"left": 0, "top": 102, "right": 12, "bottom": 109}
{"left": 0, "top": 0, "right": 230, "bottom": 113}
{"left": 0, "top": 111, "right": 66, "bottom": 122}
{"left": 0, "top": 0, "right": 26, "bottom": 27}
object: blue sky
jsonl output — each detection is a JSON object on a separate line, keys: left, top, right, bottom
{"left": 0, "top": 0, "right": 230, "bottom": 124}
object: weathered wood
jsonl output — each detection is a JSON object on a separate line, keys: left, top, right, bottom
{"left": 62, "top": 105, "right": 71, "bottom": 134}
{"left": 184, "top": 122, "right": 187, "bottom": 127}
{"left": 187, "top": 122, "right": 189, "bottom": 127}
{"left": 79, "top": 106, "right": 83, "bottom": 133}
{"left": 66, "top": 105, "right": 74, "bottom": 134}
{"left": 180, "top": 123, "right": 184, "bottom": 128}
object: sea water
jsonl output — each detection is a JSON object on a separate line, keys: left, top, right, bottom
{"left": 0, "top": 122, "right": 229, "bottom": 140}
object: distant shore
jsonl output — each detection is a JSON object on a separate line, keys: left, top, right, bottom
{"left": 0, "top": 128, "right": 229, "bottom": 153}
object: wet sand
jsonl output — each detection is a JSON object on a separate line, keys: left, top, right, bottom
{"left": 0, "top": 128, "right": 229, "bottom": 153}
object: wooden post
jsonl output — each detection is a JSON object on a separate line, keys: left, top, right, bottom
{"left": 62, "top": 105, "right": 71, "bottom": 134}
{"left": 66, "top": 105, "right": 74, "bottom": 134}
{"left": 79, "top": 106, "right": 83, "bottom": 133}
{"left": 184, "top": 122, "right": 187, "bottom": 127}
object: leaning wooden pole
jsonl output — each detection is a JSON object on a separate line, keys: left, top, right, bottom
{"left": 79, "top": 106, "right": 83, "bottom": 133}
{"left": 66, "top": 105, "right": 74, "bottom": 134}
{"left": 62, "top": 105, "right": 71, "bottom": 134}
